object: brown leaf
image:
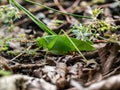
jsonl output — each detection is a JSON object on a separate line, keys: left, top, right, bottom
{"left": 98, "top": 43, "right": 120, "bottom": 75}
{"left": 56, "top": 77, "right": 68, "bottom": 89}
{"left": 0, "top": 56, "right": 12, "bottom": 71}
{"left": 56, "top": 62, "right": 67, "bottom": 77}
{"left": 42, "top": 65, "right": 60, "bottom": 84}
{"left": 0, "top": 75, "right": 57, "bottom": 90}
{"left": 68, "top": 62, "right": 83, "bottom": 79}
{"left": 84, "top": 74, "right": 120, "bottom": 90}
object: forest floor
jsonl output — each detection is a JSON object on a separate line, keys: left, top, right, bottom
{"left": 0, "top": 0, "right": 120, "bottom": 90}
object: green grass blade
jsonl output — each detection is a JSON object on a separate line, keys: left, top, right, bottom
{"left": 62, "top": 30, "right": 87, "bottom": 60}
{"left": 26, "top": 0, "right": 93, "bottom": 19}
{"left": 10, "top": 0, "right": 56, "bottom": 35}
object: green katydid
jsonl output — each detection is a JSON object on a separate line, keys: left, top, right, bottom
{"left": 36, "top": 35, "right": 95, "bottom": 55}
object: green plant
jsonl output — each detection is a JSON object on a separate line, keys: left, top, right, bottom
{"left": 91, "top": 0, "right": 105, "bottom": 4}
{"left": 72, "top": 8, "right": 120, "bottom": 42}
{"left": 0, "top": 39, "right": 9, "bottom": 52}
{"left": 26, "top": 0, "right": 93, "bottom": 19}
{"left": 0, "top": 37, "right": 25, "bottom": 52}
{"left": 92, "top": 8, "right": 103, "bottom": 19}
{"left": 0, "top": 70, "right": 12, "bottom": 76}
{"left": 71, "top": 24, "right": 92, "bottom": 40}
{"left": 0, "top": 4, "right": 19, "bottom": 30}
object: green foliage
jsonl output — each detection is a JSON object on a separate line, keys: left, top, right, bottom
{"left": 92, "top": 8, "right": 119, "bottom": 32}
{"left": 0, "top": 37, "right": 23, "bottom": 52}
{"left": 71, "top": 24, "right": 92, "bottom": 40}
{"left": 71, "top": 8, "right": 120, "bottom": 41}
{"left": 92, "top": 0, "right": 105, "bottom": 4}
{"left": 36, "top": 35, "right": 95, "bottom": 55}
{"left": 71, "top": 21, "right": 119, "bottom": 42}
{"left": 0, "top": 5, "right": 19, "bottom": 29}
{"left": 71, "top": 8, "right": 104, "bottom": 41}
{"left": 0, "top": 39, "right": 9, "bottom": 52}
{"left": 88, "top": 20, "right": 110, "bottom": 32}
{"left": 92, "top": 8, "right": 103, "bottom": 19}
{"left": 0, "top": 70, "right": 12, "bottom": 76}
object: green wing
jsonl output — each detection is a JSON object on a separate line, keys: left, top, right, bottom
{"left": 36, "top": 35, "right": 95, "bottom": 55}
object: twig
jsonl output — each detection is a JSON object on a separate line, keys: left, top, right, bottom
{"left": 0, "top": 56, "right": 12, "bottom": 71}
{"left": 84, "top": 74, "right": 120, "bottom": 90}
{"left": 103, "top": 66, "right": 120, "bottom": 79}
{"left": 66, "top": 0, "right": 80, "bottom": 12}
{"left": 10, "top": 63, "right": 46, "bottom": 70}
{"left": 66, "top": 51, "right": 98, "bottom": 65}
{"left": 10, "top": 46, "right": 32, "bottom": 61}
{"left": 54, "top": 0, "right": 71, "bottom": 23}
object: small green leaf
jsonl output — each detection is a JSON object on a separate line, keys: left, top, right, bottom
{"left": 0, "top": 70, "right": 12, "bottom": 76}
{"left": 0, "top": 40, "right": 3, "bottom": 45}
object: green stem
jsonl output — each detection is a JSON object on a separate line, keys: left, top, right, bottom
{"left": 26, "top": 0, "right": 93, "bottom": 19}
{"left": 10, "top": 0, "right": 56, "bottom": 35}
{"left": 62, "top": 30, "right": 87, "bottom": 61}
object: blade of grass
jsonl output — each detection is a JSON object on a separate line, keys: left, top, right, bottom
{"left": 10, "top": 0, "right": 56, "bottom": 35}
{"left": 26, "top": 0, "right": 93, "bottom": 19}
{"left": 62, "top": 30, "right": 87, "bottom": 61}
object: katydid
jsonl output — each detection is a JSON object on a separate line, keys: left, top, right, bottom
{"left": 36, "top": 35, "right": 95, "bottom": 55}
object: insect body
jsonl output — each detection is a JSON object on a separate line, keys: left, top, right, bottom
{"left": 36, "top": 35, "right": 95, "bottom": 55}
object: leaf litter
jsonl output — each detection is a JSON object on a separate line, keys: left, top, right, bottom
{"left": 0, "top": 0, "right": 120, "bottom": 90}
